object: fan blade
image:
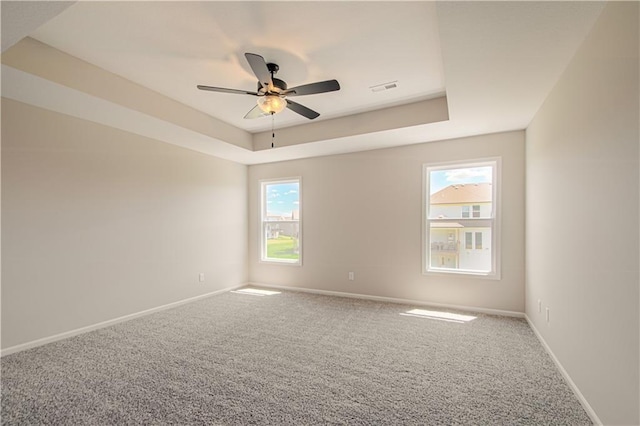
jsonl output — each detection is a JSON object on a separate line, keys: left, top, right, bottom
{"left": 245, "top": 53, "right": 273, "bottom": 89}
{"left": 244, "top": 104, "right": 270, "bottom": 119}
{"left": 283, "top": 79, "right": 340, "bottom": 97}
{"left": 197, "top": 85, "right": 258, "bottom": 96}
{"left": 286, "top": 99, "right": 320, "bottom": 119}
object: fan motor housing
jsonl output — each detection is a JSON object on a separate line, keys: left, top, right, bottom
{"left": 257, "top": 77, "right": 287, "bottom": 94}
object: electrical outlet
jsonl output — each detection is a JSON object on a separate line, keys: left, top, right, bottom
{"left": 348, "top": 272, "right": 355, "bottom": 281}
{"left": 199, "top": 273, "right": 205, "bottom": 282}
{"left": 546, "top": 307, "right": 550, "bottom": 324}
{"left": 538, "top": 299, "right": 542, "bottom": 313}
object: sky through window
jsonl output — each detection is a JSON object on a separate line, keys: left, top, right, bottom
{"left": 430, "top": 166, "right": 492, "bottom": 194}
{"left": 266, "top": 182, "right": 299, "bottom": 216}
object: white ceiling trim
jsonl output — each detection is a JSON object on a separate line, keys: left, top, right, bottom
{"left": 2, "top": 65, "right": 453, "bottom": 165}
{"left": 1, "top": 65, "right": 256, "bottom": 164}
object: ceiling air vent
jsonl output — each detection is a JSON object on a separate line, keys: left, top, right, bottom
{"left": 370, "top": 81, "right": 398, "bottom": 93}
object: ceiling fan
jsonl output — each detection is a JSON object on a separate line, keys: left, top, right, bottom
{"left": 197, "top": 53, "right": 340, "bottom": 120}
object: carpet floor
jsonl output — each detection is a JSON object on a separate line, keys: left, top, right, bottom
{"left": 1, "top": 288, "right": 592, "bottom": 425}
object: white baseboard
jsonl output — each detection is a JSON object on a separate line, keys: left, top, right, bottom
{"left": 525, "top": 314, "right": 602, "bottom": 425}
{"left": 248, "top": 282, "right": 524, "bottom": 318}
{"left": 1, "top": 283, "right": 246, "bottom": 357}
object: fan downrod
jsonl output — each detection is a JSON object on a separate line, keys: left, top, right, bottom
{"left": 266, "top": 63, "right": 279, "bottom": 74}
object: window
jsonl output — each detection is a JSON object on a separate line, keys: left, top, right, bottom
{"left": 462, "top": 204, "right": 480, "bottom": 218}
{"left": 475, "top": 232, "right": 483, "bottom": 249}
{"left": 462, "top": 205, "right": 480, "bottom": 218}
{"left": 465, "top": 232, "right": 473, "bottom": 250}
{"left": 424, "top": 159, "right": 500, "bottom": 278}
{"left": 260, "top": 178, "right": 301, "bottom": 264}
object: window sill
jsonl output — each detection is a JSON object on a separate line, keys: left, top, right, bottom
{"left": 424, "top": 268, "right": 501, "bottom": 281}
{"left": 260, "top": 259, "right": 302, "bottom": 266}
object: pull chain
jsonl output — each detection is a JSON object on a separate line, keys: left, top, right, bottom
{"left": 271, "top": 111, "right": 275, "bottom": 148}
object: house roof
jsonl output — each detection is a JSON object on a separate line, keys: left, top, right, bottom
{"left": 266, "top": 209, "right": 299, "bottom": 221}
{"left": 430, "top": 183, "right": 492, "bottom": 205}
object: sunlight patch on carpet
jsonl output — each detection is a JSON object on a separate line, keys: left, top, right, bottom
{"left": 232, "top": 288, "right": 281, "bottom": 296}
{"left": 400, "top": 308, "right": 476, "bottom": 323}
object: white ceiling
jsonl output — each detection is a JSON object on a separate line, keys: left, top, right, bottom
{"left": 1, "top": 1, "right": 606, "bottom": 164}
{"left": 30, "top": 1, "right": 446, "bottom": 133}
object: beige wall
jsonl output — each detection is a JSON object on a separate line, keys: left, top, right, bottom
{"left": 249, "top": 131, "right": 525, "bottom": 313}
{"left": 526, "top": 3, "right": 639, "bottom": 425}
{"left": 1, "top": 98, "right": 248, "bottom": 349}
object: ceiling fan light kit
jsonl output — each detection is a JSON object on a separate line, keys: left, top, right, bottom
{"left": 197, "top": 52, "right": 340, "bottom": 120}
{"left": 257, "top": 95, "right": 287, "bottom": 114}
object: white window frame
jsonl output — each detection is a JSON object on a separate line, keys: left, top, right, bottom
{"left": 423, "top": 158, "right": 501, "bottom": 279}
{"left": 260, "top": 177, "right": 302, "bottom": 265}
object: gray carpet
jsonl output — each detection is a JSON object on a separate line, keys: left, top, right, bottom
{"left": 2, "top": 288, "right": 592, "bottom": 425}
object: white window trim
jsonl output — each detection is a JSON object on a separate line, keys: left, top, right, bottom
{"left": 260, "top": 177, "right": 302, "bottom": 266}
{"left": 422, "top": 158, "right": 501, "bottom": 280}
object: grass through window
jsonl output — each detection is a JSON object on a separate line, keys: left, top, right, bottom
{"left": 266, "top": 236, "right": 299, "bottom": 260}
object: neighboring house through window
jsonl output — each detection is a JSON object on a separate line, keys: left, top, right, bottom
{"left": 424, "top": 159, "right": 500, "bottom": 278}
{"left": 260, "top": 178, "right": 301, "bottom": 264}
{"left": 461, "top": 204, "right": 481, "bottom": 218}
